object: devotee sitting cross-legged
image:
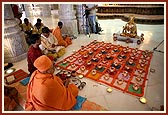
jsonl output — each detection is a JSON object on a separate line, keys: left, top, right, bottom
{"left": 39, "top": 26, "right": 65, "bottom": 60}
{"left": 32, "top": 18, "right": 44, "bottom": 35}
{"left": 52, "top": 21, "right": 72, "bottom": 47}
{"left": 25, "top": 55, "right": 79, "bottom": 111}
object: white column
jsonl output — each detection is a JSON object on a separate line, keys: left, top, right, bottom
{"left": 76, "top": 4, "right": 86, "bottom": 34}
{"left": 58, "top": 4, "right": 78, "bottom": 36}
{"left": 40, "top": 4, "right": 51, "bottom": 17}
{"left": 23, "top": 4, "right": 33, "bottom": 17}
{"left": 4, "top": 4, "right": 28, "bottom": 63}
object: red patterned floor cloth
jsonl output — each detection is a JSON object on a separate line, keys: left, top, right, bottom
{"left": 55, "top": 40, "right": 153, "bottom": 97}
{"left": 4, "top": 69, "right": 29, "bottom": 85}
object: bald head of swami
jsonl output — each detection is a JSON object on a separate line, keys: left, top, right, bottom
{"left": 34, "top": 55, "right": 54, "bottom": 73}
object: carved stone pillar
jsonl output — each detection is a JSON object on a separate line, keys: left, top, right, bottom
{"left": 23, "top": 4, "right": 33, "bottom": 17}
{"left": 39, "top": 4, "right": 51, "bottom": 17}
{"left": 76, "top": 4, "right": 86, "bottom": 34}
{"left": 4, "top": 4, "right": 28, "bottom": 63}
{"left": 58, "top": 4, "right": 78, "bottom": 36}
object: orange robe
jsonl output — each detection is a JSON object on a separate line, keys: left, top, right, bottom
{"left": 25, "top": 70, "right": 78, "bottom": 111}
{"left": 52, "top": 26, "right": 72, "bottom": 47}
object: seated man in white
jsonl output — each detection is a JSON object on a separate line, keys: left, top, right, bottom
{"left": 39, "top": 26, "right": 65, "bottom": 61}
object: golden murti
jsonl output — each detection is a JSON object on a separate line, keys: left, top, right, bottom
{"left": 121, "top": 15, "right": 137, "bottom": 38}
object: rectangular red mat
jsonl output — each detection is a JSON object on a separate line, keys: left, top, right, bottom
{"left": 5, "top": 69, "right": 29, "bottom": 85}
{"left": 55, "top": 40, "right": 153, "bottom": 97}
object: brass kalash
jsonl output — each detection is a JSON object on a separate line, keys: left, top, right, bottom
{"left": 113, "top": 15, "right": 144, "bottom": 45}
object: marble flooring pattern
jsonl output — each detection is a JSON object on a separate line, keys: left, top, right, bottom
{"left": 4, "top": 10, "right": 166, "bottom": 112}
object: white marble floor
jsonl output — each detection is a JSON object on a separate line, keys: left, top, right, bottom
{"left": 7, "top": 10, "right": 166, "bottom": 112}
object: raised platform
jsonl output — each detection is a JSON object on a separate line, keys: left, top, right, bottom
{"left": 97, "top": 13, "right": 164, "bottom": 25}
{"left": 97, "top": 5, "right": 164, "bottom": 24}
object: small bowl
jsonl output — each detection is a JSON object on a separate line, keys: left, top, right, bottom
{"left": 132, "top": 83, "right": 139, "bottom": 91}
{"left": 78, "top": 74, "right": 84, "bottom": 79}
{"left": 84, "top": 54, "right": 88, "bottom": 58}
{"left": 139, "top": 97, "right": 147, "bottom": 104}
{"left": 93, "top": 47, "right": 97, "bottom": 51}
{"left": 106, "top": 54, "right": 111, "bottom": 59}
{"left": 98, "top": 53, "right": 102, "bottom": 57}
{"left": 56, "top": 67, "right": 61, "bottom": 70}
{"left": 101, "top": 49, "right": 106, "bottom": 53}
{"left": 72, "top": 50, "right": 76, "bottom": 53}
{"left": 113, "top": 47, "right": 118, "bottom": 51}
{"left": 122, "top": 71, "right": 128, "bottom": 77}
{"left": 89, "top": 50, "right": 93, "bottom": 54}
{"left": 117, "top": 78, "right": 124, "bottom": 85}
{"left": 62, "top": 60, "right": 67, "bottom": 64}
{"left": 81, "top": 48, "right": 84, "bottom": 52}
{"left": 71, "top": 63, "right": 76, "bottom": 68}
{"left": 97, "top": 64, "right": 102, "bottom": 69}
{"left": 125, "top": 65, "right": 130, "bottom": 70}
{"left": 5, "top": 68, "right": 15, "bottom": 74}
{"left": 106, "top": 87, "right": 113, "bottom": 93}
{"left": 92, "top": 57, "right": 97, "bottom": 61}
{"left": 113, "top": 62, "right": 118, "bottom": 67}
{"left": 120, "top": 53, "right": 125, "bottom": 57}
{"left": 69, "top": 56, "right": 73, "bottom": 60}
{"left": 129, "top": 59, "right": 134, "bottom": 65}
{"left": 80, "top": 66, "right": 86, "bottom": 72}
{"left": 78, "top": 58, "right": 83, "bottom": 63}
{"left": 109, "top": 67, "right": 115, "bottom": 73}
{"left": 138, "top": 69, "right": 144, "bottom": 74}
{"left": 135, "top": 76, "right": 142, "bottom": 82}
{"left": 92, "top": 70, "right": 97, "bottom": 76}
{"left": 102, "top": 60, "right": 107, "bottom": 64}
{"left": 87, "top": 61, "right": 92, "bottom": 66}
{"left": 106, "top": 46, "right": 110, "bottom": 49}
{"left": 104, "top": 74, "right": 110, "bottom": 80}
{"left": 140, "top": 63, "right": 145, "bottom": 67}
{"left": 118, "top": 58, "right": 123, "bottom": 62}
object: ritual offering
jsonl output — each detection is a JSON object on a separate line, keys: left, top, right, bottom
{"left": 132, "top": 83, "right": 139, "bottom": 91}
{"left": 69, "top": 56, "right": 73, "bottom": 60}
{"left": 87, "top": 61, "right": 92, "bottom": 66}
{"left": 80, "top": 65, "right": 86, "bottom": 72}
{"left": 106, "top": 87, "right": 113, "bottom": 93}
{"left": 135, "top": 75, "right": 142, "bottom": 82}
{"left": 128, "top": 59, "right": 134, "bottom": 65}
{"left": 71, "top": 63, "right": 76, "bottom": 68}
{"left": 97, "top": 64, "right": 102, "bottom": 69}
{"left": 92, "top": 69, "right": 97, "bottom": 76}
{"left": 117, "top": 78, "right": 124, "bottom": 85}
{"left": 83, "top": 54, "right": 88, "bottom": 58}
{"left": 78, "top": 58, "right": 83, "bottom": 63}
{"left": 62, "top": 60, "right": 67, "bottom": 64}
{"left": 125, "top": 65, "right": 130, "bottom": 70}
{"left": 78, "top": 74, "right": 84, "bottom": 79}
{"left": 113, "top": 61, "right": 118, "bottom": 67}
{"left": 103, "top": 73, "right": 110, "bottom": 80}
{"left": 55, "top": 40, "right": 153, "bottom": 97}
{"left": 138, "top": 69, "right": 144, "bottom": 74}
{"left": 89, "top": 50, "right": 93, "bottom": 55}
{"left": 122, "top": 71, "right": 128, "bottom": 77}
{"left": 106, "top": 53, "right": 111, "bottom": 59}
{"left": 106, "top": 45, "right": 110, "bottom": 49}
{"left": 101, "top": 49, "right": 106, "bottom": 53}
{"left": 139, "top": 97, "right": 147, "bottom": 104}
{"left": 109, "top": 67, "right": 116, "bottom": 73}
{"left": 56, "top": 66, "right": 61, "bottom": 70}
